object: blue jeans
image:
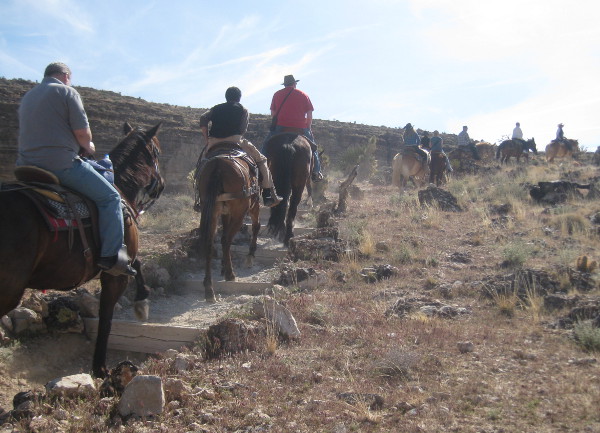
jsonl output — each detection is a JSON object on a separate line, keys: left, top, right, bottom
{"left": 263, "top": 126, "right": 321, "bottom": 173}
{"left": 49, "top": 158, "right": 124, "bottom": 257}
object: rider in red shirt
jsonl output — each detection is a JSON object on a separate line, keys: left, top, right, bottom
{"left": 268, "top": 75, "right": 323, "bottom": 181}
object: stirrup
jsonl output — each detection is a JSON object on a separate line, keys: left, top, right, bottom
{"left": 98, "top": 246, "right": 137, "bottom": 277}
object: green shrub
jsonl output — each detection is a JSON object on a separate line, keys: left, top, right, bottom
{"left": 573, "top": 322, "right": 600, "bottom": 352}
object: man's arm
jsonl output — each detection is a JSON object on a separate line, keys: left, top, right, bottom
{"left": 73, "top": 127, "right": 94, "bottom": 156}
{"left": 306, "top": 110, "right": 313, "bottom": 129}
{"left": 240, "top": 109, "right": 249, "bottom": 135}
{"left": 199, "top": 109, "right": 213, "bottom": 145}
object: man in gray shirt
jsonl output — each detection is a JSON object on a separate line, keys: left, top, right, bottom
{"left": 17, "top": 62, "right": 136, "bottom": 276}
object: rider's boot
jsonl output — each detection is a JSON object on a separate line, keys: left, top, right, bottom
{"left": 262, "top": 188, "right": 282, "bottom": 207}
{"left": 98, "top": 245, "right": 137, "bottom": 277}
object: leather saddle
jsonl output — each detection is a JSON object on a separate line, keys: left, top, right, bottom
{"left": 10, "top": 166, "right": 96, "bottom": 227}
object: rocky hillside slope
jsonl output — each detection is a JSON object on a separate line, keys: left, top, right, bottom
{"left": 0, "top": 78, "right": 412, "bottom": 190}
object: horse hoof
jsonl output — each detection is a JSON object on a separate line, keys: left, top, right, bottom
{"left": 134, "top": 299, "right": 149, "bottom": 321}
{"left": 225, "top": 274, "right": 236, "bottom": 281}
{"left": 205, "top": 296, "right": 217, "bottom": 304}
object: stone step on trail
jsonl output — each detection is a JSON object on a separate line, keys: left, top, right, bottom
{"left": 181, "top": 280, "right": 273, "bottom": 297}
{"left": 243, "top": 223, "right": 315, "bottom": 237}
{"left": 84, "top": 318, "right": 204, "bottom": 354}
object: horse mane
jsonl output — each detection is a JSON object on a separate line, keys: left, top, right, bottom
{"left": 109, "top": 124, "right": 161, "bottom": 200}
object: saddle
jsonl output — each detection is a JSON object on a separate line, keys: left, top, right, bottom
{"left": 7, "top": 166, "right": 96, "bottom": 232}
{"left": 193, "top": 143, "right": 259, "bottom": 209}
{"left": 2, "top": 166, "right": 103, "bottom": 286}
{"left": 401, "top": 146, "right": 430, "bottom": 164}
{"left": 198, "top": 142, "right": 258, "bottom": 179}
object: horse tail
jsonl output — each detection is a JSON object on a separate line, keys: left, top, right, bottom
{"left": 495, "top": 143, "right": 503, "bottom": 159}
{"left": 199, "top": 160, "right": 221, "bottom": 258}
{"left": 268, "top": 142, "right": 294, "bottom": 237}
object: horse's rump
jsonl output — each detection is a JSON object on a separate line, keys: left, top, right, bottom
{"left": 263, "top": 133, "right": 311, "bottom": 241}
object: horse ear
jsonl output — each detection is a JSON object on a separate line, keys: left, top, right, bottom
{"left": 123, "top": 122, "right": 133, "bottom": 135}
{"left": 145, "top": 123, "right": 161, "bottom": 140}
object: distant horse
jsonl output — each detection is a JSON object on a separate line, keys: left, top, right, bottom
{"left": 263, "top": 132, "right": 312, "bottom": 246}
{"left": 545, "top": 139, "right": 579, "bottom": 162}
{"left": 429, "top": 152, "right": 447, "bottom": 186}
{"left": 194, "top": 143, "right": 261, "bottom": 302}
{"left": 496, "top": 138, "right": 537, "bottom": 164}
{"left": 0, "top": 122, "right": 164, "bottom": 378}
{"left": 392, "top": 149, "right": 429, "bottom": 192}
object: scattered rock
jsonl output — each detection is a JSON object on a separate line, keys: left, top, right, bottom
{"left": 164, "top": 378, "right": 191, "bottom": 401}
{"left": 118, "top": 375, "right": 165, "bottom": 418}
{"left": 7, "top": 307, "right": 44, "bottom": 335}
{"left": 337, "top": 392, "right": 384, "bottom": 410}
{"left": 448, "top": 252, "right": 472, "bottom": 264}
{"left": 386, "top": 296, "right": 471, "bottom": 318}
{"left": 251, "top": 296, "right": 300, "bottom": 340}
{"left": 275, "top": 266, "right": 326, "bottom": 289}
{"left": 360, "top": 264, "right": 399, "bottom": 282}
{"left": 76, "top": 292, "right": 100, "bottom": 318}
{"left": 46, "top": 373, "right": 96, "bottom": 398}
{"left": 205, "top": 318, "right": 259, "bottom": 359}
{"left": 418, "top": 186, "right": 462, "bottom": 212}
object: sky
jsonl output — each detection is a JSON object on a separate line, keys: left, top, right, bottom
{"left": 1, "top": 0, "right": 599, "bottom": 150}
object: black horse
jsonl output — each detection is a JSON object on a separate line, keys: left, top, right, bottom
{"left": 263, "top": 133, "right": 313, "bottom": 246}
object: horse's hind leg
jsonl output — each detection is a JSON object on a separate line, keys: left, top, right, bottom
{"left": 221, "top": 209, "right": 246, "bottom": 281}
{"left": 284, "top": 186, "right": 303, "bottom": 246}
{"left": 202, "top": 211, "right": 218, "bottom": 303}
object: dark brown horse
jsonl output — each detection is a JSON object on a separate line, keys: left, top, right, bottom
{"left": 429, "top": 152, "right": 447, "bottom": 186}
{"left": 263, "top": 133, "right": 312, "bottom": 246}
{"left": 194, "top": 143, "right": 261, "bottom": 302}
{"left": 0, "top": 122, "right": 164, "bottom": 377}
{"left": 495, "top": 138, "right": 537, "bottom": 164}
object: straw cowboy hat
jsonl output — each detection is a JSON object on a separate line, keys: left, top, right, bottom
{"left": 282, "top": 75, "right": 299, "bottom": 86}
{"left": 558, "top": 123, "right": 564, "bottom": 127}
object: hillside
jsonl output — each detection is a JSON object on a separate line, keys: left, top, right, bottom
{"left": 0, "top": 78, "right": 412, "bottom": 189}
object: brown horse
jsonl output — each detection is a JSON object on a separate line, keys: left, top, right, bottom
{"left": 194, "top": 143, "right": 261, "bottom": 302}
{"left": 0, "top": 122, "right": 164, "bottom": 377}
{"left": 392, "top": 149, "right": 429, "bottom": 192}
{"left": 545, "top": 139, "right": 579, "bottom": 162}
{"left": 429, "top": 152, "right": 447, "bottom": 186}
{"left": 263, "top": 133, "right": 312, "bottom": 246}
{"left": 495, "top": 138, "right": 537, "bottom": 164}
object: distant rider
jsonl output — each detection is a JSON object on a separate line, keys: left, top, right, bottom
{"left": 403, "top": 123, "right": 427, "bottom": 160}
{"left": 457, "top": 125, "right": 480, "bottom": 160}
{"left": 430, "top": 130, "right": 452, "bottom": 172}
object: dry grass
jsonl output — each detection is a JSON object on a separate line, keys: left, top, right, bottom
{"left": 4, "top": 161, "right": 600, "bottom": 432}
